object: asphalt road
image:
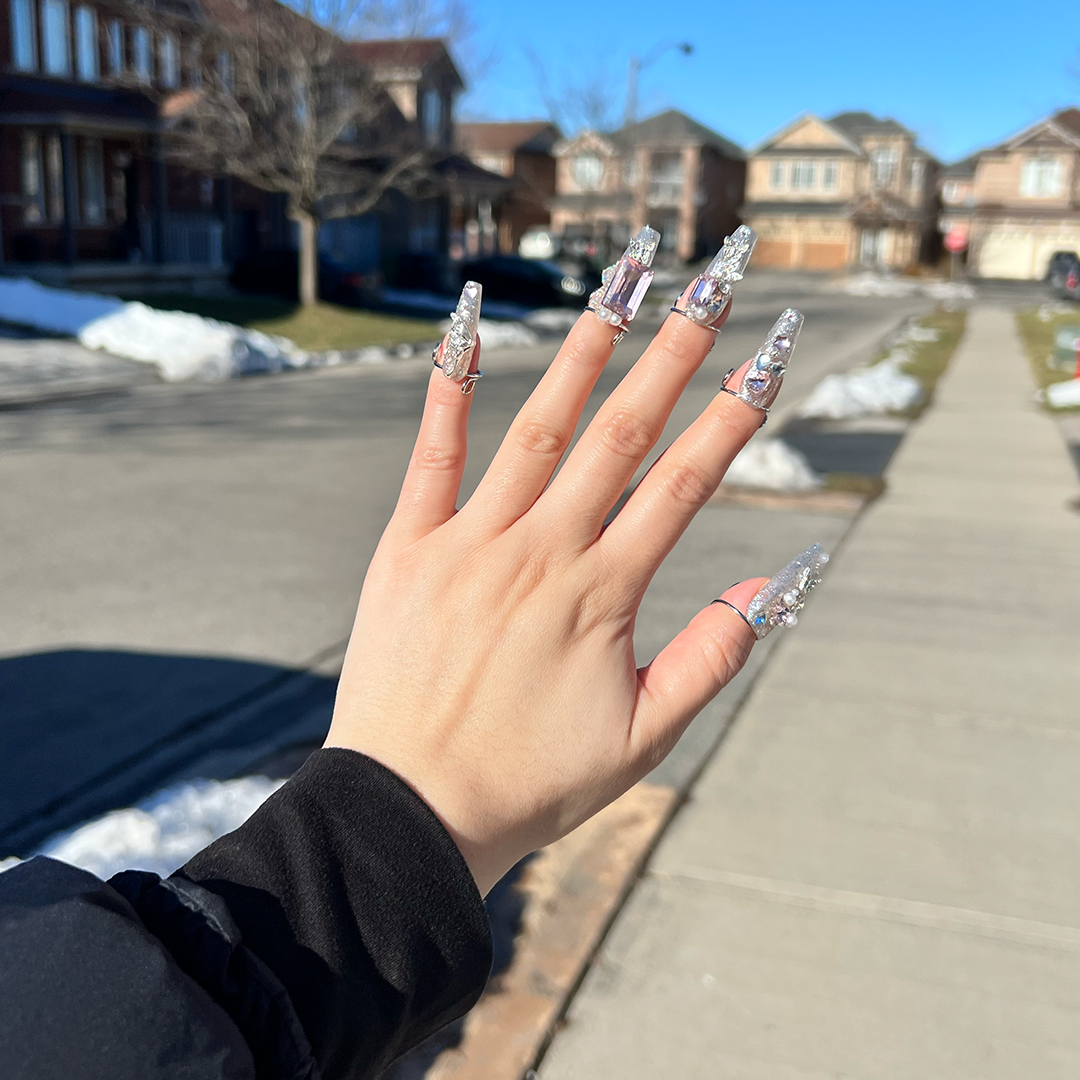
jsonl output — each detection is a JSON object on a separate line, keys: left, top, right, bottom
{"left": 0, "top": 278, "right": 931, "bottom": 852}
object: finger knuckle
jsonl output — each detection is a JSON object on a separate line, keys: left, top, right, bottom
{"left": 415, "top": 442, "right": 465, "bottom": 473}
{"left": 599, "top": 410, "right": 657, "bottom": 460}
{"left": 662, "top": 459, "right": 715, "bottom": 508}
{"left": 516, "top": 419, "right": 570, "bottom": 457}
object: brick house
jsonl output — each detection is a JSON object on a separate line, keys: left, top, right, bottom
{"left": 549, "top": 109, "right": 745, "bottom": 262}
{"left": 941, "top": 108, "right": 1080, "bottom": 280}
{"left": 742, "top": 111, "right": 939, "bottom": 271}
{"left": 456, "top": 120, "right": 559, "bottom": 256}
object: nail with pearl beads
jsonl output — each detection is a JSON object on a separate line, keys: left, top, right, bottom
{"left": 745, "top": 543, "right": 830, "bottom": 639}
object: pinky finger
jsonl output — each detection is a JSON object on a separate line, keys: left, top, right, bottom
{"left": 394, "top": 283, "right": 482, "bottom": 537}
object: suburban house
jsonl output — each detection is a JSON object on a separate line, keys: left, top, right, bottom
{"left": 0, "top": 0, "right": 488, "bottom": 287}
{"left": 939, "top": 108, "right": 1080, "bottom": 280}
{"left": 456, "top": 120, "right": 559, "bottom": 256}
{"left": 549, "top": 109, "right": 746, "bottom": 262}
{"left": 742, "top": 111, "right": 939, "bottom": 271}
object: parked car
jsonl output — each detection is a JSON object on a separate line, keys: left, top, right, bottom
{"left": 460, "top": 255, "right": 600, "bottom": 308}
{"left": 230, "top": 250, "right": 379, "bottom": 306}
{"left": 1047, "top": 250, "right": 1079, "bottom": 292}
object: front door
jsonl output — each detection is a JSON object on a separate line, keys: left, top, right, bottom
{"left": 860, "top": 228, "right": 885, "bottom": 267}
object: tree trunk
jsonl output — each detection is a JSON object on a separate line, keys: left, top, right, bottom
{"left": 297, "top": 211, "right": 318, "bottom": 307}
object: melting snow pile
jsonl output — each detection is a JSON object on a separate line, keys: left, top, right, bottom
{"left": 0, "top": 776, "right": 284, "bottom": 880}
{"left": 799, "top": 357, "right": 923, "bottom": 420}
{"left": 1045, "top": 379, "right": 1080, "bottom": 408}
{"left": 841, "top": 272, "right": 976, "bottom": 302}
{"left": 437, "top": 316, "right": 539, "bottom": 350}
{"left": 724, "top": 439, "right": 822, "bottom": 491}
{"left": 0, "top": 277, "right": 308, "bottom": 381}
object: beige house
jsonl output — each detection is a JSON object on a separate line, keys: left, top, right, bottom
{"left": 550, "top": 110, "right": 745, "bottom": 262}
{"left": 743, "top": 112, "right": 938, "bottom": 270}
{"left": 941, "top": 108, "right": 1080, "bottom": 280}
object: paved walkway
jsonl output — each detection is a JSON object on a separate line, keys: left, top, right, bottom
{"left": 539, "top": 307, "right": 1080, "bottom": 1079}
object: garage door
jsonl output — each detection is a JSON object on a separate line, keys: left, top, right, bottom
{"left": 977, "top": 230, "right": 1038, "bottom": 279}
{"left": 753, "top": 241, "right": 794, "bottom": 268}
{"left": 803, "top": 243, "right": 849, "bottom": 270}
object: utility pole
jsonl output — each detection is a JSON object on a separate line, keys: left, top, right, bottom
{"left": 624, "top": 41, "right": 692, "bottom": 127}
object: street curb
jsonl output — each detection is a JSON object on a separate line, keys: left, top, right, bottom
{"left": 424, "top": 783, "right": 679, "bottom": 1080}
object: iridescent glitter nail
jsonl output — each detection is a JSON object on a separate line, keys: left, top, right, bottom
{"left": 745, "top": 543, "right": 829, "bottom": 639}
{"left": 677, "top": 225, "right": 757, "bottom": 328}
{"left": 439, "top": 280, "right": 481, "bottom": 384}
{"left": 588, "top": 226, "right": 660, "bottom": 329}
{"left": 722, "top": 308, "right": 803, "bottom": 414}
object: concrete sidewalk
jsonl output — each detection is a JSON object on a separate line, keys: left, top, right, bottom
{"left": 539, "top": 307, "right": 1080, "bottom": 1079}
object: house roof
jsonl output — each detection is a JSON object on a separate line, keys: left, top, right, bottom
{"left": 999, "top": 106, "right": 1080, "bottom": 152}
{"left": 828, "top": 111, "right": 913, "bottom": 139}
{"left": 347, "top": 38, "right": 464, "bottom": 90}
{"left": 1052, "top": 107, "right": 1080, "bottom": 139}
{"left": 613, "top": 109, "right": 744, "bottom": 159}
{"left": 457, "top": 121, "right": 561, "bottom": 155}
{"left": 942, "top": 154, "right": 979, "bottom": 177}
{"left": 750, "top": 112, "right": 864, "bottom": 156}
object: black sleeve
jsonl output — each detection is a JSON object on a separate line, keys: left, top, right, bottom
{"left": 0, "top": 749, "right": 493, "bottom": 1080}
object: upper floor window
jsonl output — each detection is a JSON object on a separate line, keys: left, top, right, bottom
{"left": 186, "top": 40, "right": 202, "bottom": 85}
{"left": 1020, "top": 156, "right": 1064, "bottom": 198}
{"left": 769, "top": 161, "right": 785, "bottom": 192}
{"left": 40, "top": 0, "right": 71, "bottom": 76}
{"left": 942, "top": 180, "right": 964, "bottom": 204}
{"left": 622, "top": 156, "right": 639, "bottom": 187}
{"left": 420, "top": 88, "right": 443, "bottom": 147}
{"left": 11, "top": 0, "right": 38, "bottom": 71}
{"left": 822, "top": 161, "right": 838, "bottom": 191}
{"left": 158, "top": 31, "right": 179, "bottom": 88}
{"left": 132, "top": 25, "right": 152, "bottom": 83}
{"left": 869, "top": 147, "right": 897, "bottom": 186}
{"left": 791, "top": 160, "right": 817, "bottom": 190}
{"left": 571, "top": 153, "right": 604, "bottom": 191}
{"left": 74, "top": 6, "right": 98, "bottom": 81}
{"left": 908, "top": 158, "right": 925, "bottom": 191}
{"left": 106, "top": 18, "right": 123, "bottom": 75}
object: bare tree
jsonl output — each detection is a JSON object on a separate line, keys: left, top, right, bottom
{"left": 524, "top": 46, "right": 622, "bottom": 136}
{"left": 162, "top": 0, "right": 456, "bottom": 305}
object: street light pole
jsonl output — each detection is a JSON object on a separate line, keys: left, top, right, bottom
{"left": 624, "top": 41, "right": 692, "bottom": 127}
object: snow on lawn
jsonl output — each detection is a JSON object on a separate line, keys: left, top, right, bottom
{"left": 1046, "top": 379, "right": 1080, "bottom": 408}
{"left": 0, "top": 276, "right": 307, "bottom": 381}
{"left": 724, "top": 439, "right": 822, "bottom": 491}
{"left": 840, "top": 272, "right": 976, "bottom": 301}
{"left": 798, "top": 356, "right": 923, "bottom": 420}
{"left": 0, "top": 776, "right": 285, "bottom": 880}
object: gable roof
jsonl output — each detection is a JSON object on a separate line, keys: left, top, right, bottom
{"left": 828, "top": 111, "right": 913, "bottom": 139}
{"left": 347, "top": 38, "right": 463, "bottom": 90}
{"left": 942, "top": 154, "right": 979, "bottom": 177}
{"left": 1000, "top": 106, "right": 1080, "bottom": 152}
{"left": 457, "top": 121, "right": 561, "bottom": 155}
{"left": 613, "top": 109, "right": 744, "bottom": 159}
{"left": 752, "top": 112, "right": 863, "bottom": 156}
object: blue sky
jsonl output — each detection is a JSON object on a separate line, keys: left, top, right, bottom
{"left": 456, "top": 0, "right": 1079, "bottom": 163}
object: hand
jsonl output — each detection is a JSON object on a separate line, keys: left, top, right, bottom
{"left": 326, "top": 284, "right": 789, "bottom": 896}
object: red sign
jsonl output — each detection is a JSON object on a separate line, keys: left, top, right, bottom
{"left": 944, "top": 227, "right": 969, "bottom": 254}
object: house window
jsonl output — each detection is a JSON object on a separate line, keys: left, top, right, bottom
{"left": 791, "top": 160, "right": 817, "bottom": 190}
{"left": 942, "top": 180, "right": 963, "bottom": 204}
{"left": 869, "top": 148, "right": 897, "bottom": 185}
{"left": 44, "top": 132, "right": 64, "bottom": 222}
{"left": 40, "top": 0, "right": 71, "bottom": 76}
{"left": 158, "top": 31, "right": 179, "bottom": 88}
{"left": 476, "top": 153, "right": 508, "bottom": 176}
{"left": 11, "top": 0, "right": 38, "bottom": 71}
{"left": 420, "top": 88, "right": 443, "bottom": 146}
{"left": 908, "top": 158, "right": 924, "bottom": 191}
{"left": 769, "top": 161, "right": 785, "bottom": 191}
{"left": 571, "top": 153, "right": 604, "bottom": 191}
{"left": 822, "top": 161, "right": 838, "bottom": 191}
{"left": 1020, "top": 157, "right": 1064, "bottom": 198}
{"left": 106, "top": 18, "right": 123, "bottom": 74}
{"left": 74, "top": 6, "right": 98, "bottom": 81}
{"left": 622, "top": 156, "right": 639, "bottom": 186}
{"left": 80, "top": 137, "right": 105, "bottom": 224}
{"left": 132, "top": 25, "right": 152, "bottom": 82}
{"left": 21, "top": 132, "right": 45, "bottom": 223}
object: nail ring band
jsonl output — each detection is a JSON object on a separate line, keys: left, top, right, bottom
{"left": 432, "top": 350, "right": 484, "bottom": 395}
{"left": 712, "top": 597, "right": 756, "bottom": 634}
{"left": 671, "top": 225, "right": 757, "bottom": 330}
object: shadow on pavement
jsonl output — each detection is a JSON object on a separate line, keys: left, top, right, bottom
{"left": 0, "top": 648, "right": 336, "bottom": 856}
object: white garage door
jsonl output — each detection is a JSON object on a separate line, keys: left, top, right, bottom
{"left": 977, "top": 230, "right": 1038, "bottom": 279}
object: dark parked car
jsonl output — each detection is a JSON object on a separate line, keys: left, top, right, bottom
{"left": 1047, "top": 250, "right": 1079, "bottom": 292}
{"left": 459, "top": 256, "right": 600, "bottom": 308}
{"left": 230, "top": 250, "right": 379, "bottom": 306}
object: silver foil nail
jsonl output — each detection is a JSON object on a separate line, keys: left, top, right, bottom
{"left": 440, "top": 280, "right": 482, "bottom": 383}
{"left": 745, "top": 543, "right": 829, "bottom": 639}
{"left": 588, "top": 226, "right": 660, "bottom": 329}
{"left": 676, "top": 225, "right": 757, "bottom": 328}
{"left": 722, "top": 308, "right": 803, "bottom": 413}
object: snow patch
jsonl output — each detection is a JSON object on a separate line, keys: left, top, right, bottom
{"left": 798, "top": 353, "right": 923, "bottom": 420}
{"left": 1045, "top": 379, "right": 1080, "bottom": 408}
{"left": 441, "top": 317, "right": 539, "bottom": 350}
{"left": 724, "top": 439, "right": 822, "bottom": 491}
{"left": 840, "top": 272, "right": 976, "bottom": 301}
{"left": 1, "top": 776, "right": 284, "bottom": 880}
{"left": 523, "top": 308, "right": 580, "bottom": 333}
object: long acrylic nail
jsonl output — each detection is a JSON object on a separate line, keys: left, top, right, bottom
{"left": 676, "top": 225, "right": 757, "bottom": 328}
{"left": 439, "top": 280, "right": 482, "bottom": 383}
{"left": 745, "top": 543, "right": 829, "bottom": 639}
{"left": 722, "top": 308, "right": 803, "bottom": 414}
{"left": 588, "top": 226, "right": 660, "bottom": 330}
